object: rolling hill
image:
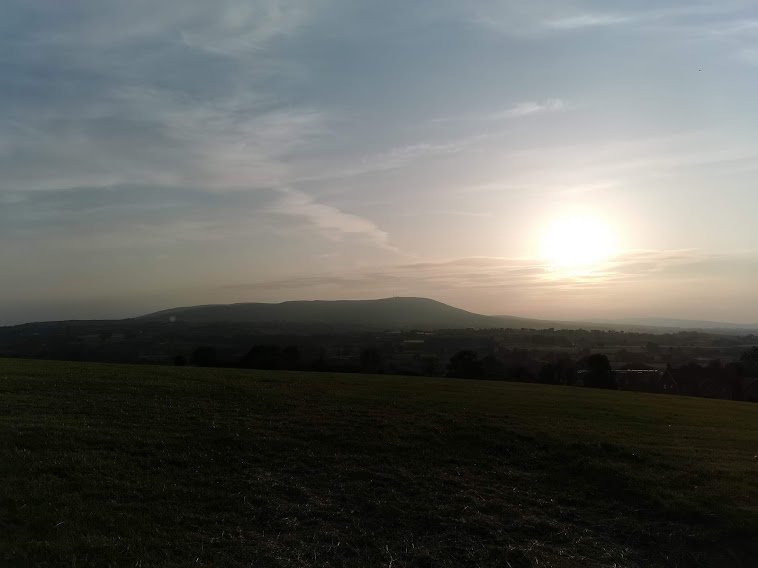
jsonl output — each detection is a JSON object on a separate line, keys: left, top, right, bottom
{"left": 137, "top": 297, "right": 550, "bottom": 330}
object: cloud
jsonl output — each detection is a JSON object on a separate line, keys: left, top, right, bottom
{"left": 266, "top": 188, "right": 395, "bottom": 248}
{"left": 226, "top": 249, "right": 741, "bottom": 297}
{"left": 293, "top": 136, "right": 486, "bottom": 184}
{"left": 0, "top": 1, "right": 327, "bottom": 193}
{"left": 0, "top": 185, "right": 274, "bottom": 250}
{"left": 497, "top": 99, "right": 566, "bottom": 118}
{"left": 738, "top": 48, "right": 758, "bottom": 64}
{"left": 212, "top": 248, "right": 758, "bottom": 320}
{"left": 647, "top": 14, "right": 758, "bottom": 38}
{"left": 544, "top": 14, "right": 633, "bottom": 30}
{"left": 0, "top": 184, "right": 399, "bottom": 255}
{"left": 498, "top": 130, "right": 758, "bottom": 186}
{"left": 706, "top": 18, "right": 758, "bottom": 37}
{"left": 0, "top": 185, "right": 266, "bottom": 247}
{"left": 431, "top": 98, "right": 566, "bottom": 125}
{"left": 4, "top": 0, "right": 317, "bottom": 53}
{"left": 469, "top": 2, "right": 753, "bottom": 38}
{"left": 399, "top": 210, "right": 495, "bottom": 219}
{"left": 354, "top": 140, "right": 480, "bottom": 173}
{"left": 467, "top": 3, "right": 638, "bottom": 36}
{"left": 643, "top": 12, "right": 758, "bottom": 66}
{"left": 0, "top": 84, "right": 327, "bottom": 192}
{"left": 178, "top": 0, "right": 317, "bottom": 56}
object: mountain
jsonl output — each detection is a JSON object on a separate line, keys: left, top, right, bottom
{"left": 138, "top": 298, "right": 706, "bottom": 332}
{"left": 137, "top": 297, "right": 549, "bottom": 330}
{"left": 6, "top": 297, "right": 754, "bottom": 334}
{"left": 137, "top": 298, "right": 758, "bottom": 334}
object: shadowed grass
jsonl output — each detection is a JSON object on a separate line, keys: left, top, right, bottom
{"left": 1, "top": 358, "right": 756, "bottom": 567}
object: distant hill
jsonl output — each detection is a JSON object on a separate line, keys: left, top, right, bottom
{"left": 5, "top": 297, "right": 756, "bottom": 334}
{"left": 129, "top": 297, "right": 758, "bottom": 333}
{"left": 595, "top": 317, "right": 758, "bottom": 333}
{"left": 137, "top": 297, "right": 551, "bottom": 330}
{"left": 140, "top": 297, "right": 728, "bottom": 333}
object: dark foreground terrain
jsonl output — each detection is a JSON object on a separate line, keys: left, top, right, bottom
{"left": 1, "top": 359, "right": 756, "bottom": 567}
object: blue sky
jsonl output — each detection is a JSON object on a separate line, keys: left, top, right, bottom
{"left": 2, "top": 0, "right": 758, "bottom": 324}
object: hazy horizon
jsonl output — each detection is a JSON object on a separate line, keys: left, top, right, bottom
{"left": 4, "top": 1, "right": 758, "bottom": 325}
{"left": 4, "top": 295, "right": 758, "bottom": 329}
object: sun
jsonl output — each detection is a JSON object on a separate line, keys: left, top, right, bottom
{"left": 540, "top": 214, "right": 617, "bottom": 272}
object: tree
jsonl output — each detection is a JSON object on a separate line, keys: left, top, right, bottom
{"left": 191, "top": 346, "right": 217, "bottom": 367}
{"left": 359, "top": 347, "right": 383, "bottom": 373}
{"left": 446, "top": 350, "right": 484, "bottom": 379}
{"left": 645, "top": 341, "right": 660, "bottom": 355}
{"left": 240, "top": 345, "right": 282, "bottom": 370}
{"left": 481, "top": 354, "right": 506, "bottom": 379}
{"left": 537, "top": 363, "right": 561, "bottom": 385}
{"left": 281, "top": 345, "right": 301, "bottom": 370}
{"left": 740, "top": 347, "right": 758, "bottom": 376}
{"left": 583, "top": 353, "right": 617, "bottom": 389}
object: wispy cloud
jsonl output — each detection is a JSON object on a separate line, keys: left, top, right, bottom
{"left": 9, "top": 0, "right": 316, "bottom": 53}
{"left": 544, "top": 14, "right": 633, "bottom": 30}
{"left": 267, "top": 188, "right": 395, "bottom": 249}
{"left": 215, "top": 249, "right": 758, "bottom": 320}
{"left": 399, "top": 210, "right": 496, "bottom": 219}
{"left": 499, "top": 130, "right": 758, "bottom": 184}
{"left": 471, "top": 3, "right": 752, "bottom": 37}
{"left": 421, "top": 98, "right": 567, "bottom": 168}
{"left": 0, "top": 184, "right": 398, "bottom": 256}
{"left": 706, "top": 18, "right": 758, "bottom": 37}
{"left": 178, "top": 0, "right": 317, "bottom": 56}
{"left": 294, "top": 136, "right": 485, "bottom": 184}
{"left": 497, "top": 98, "right": 566, "bottom": 118}
{"left": 738, "top": 47, "right": 758, "bottom": 64}
{"left": 0, "top": 1, "right": 327, "bottom": 193}
{"left": 226, "top": 249, "right": 739, "bottom": 296}
{"left": 359, "top": 141, "right": 474, "bottom": 171}
{"left": 432, "top": 98, "right": 566, "bottom": 125}
{"left": 0, "top": 86, "right": 327, "bottom": 192}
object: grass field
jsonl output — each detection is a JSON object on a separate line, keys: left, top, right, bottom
{"left": 1, "top": 358, "right": 756, "bottom": 567}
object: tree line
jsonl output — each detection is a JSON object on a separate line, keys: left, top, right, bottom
{"left": 180, "top": 343, "right": 757, "bottom": 401}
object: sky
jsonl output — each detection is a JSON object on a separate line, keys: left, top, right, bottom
{"left": 2, "top": 0, "right": 758, "bottom": 325}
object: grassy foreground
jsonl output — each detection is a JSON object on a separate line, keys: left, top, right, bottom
{"left": 1, "top": 359, "right": 756, "bottom": 567}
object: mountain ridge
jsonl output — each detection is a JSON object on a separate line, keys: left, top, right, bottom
{"left": 135, "top": 297, "right": 758, "bottom": 333}
{"left": 4, "top": 297, "right": 757, "bottom": 334}
{"left": 136, "top": 297, "right": 543, "bottom": 330}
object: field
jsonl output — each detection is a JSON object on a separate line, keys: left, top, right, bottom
{"left": 1, "top": 359, "right": 756, "bottom": 567}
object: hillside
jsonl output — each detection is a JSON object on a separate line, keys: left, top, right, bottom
{"left": 1, "top": 358, "right": 756, "bottom": 567}
{"left": 138, "top": 297, "right": 548, "bottom": 330}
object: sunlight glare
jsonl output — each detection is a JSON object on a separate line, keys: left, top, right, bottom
{"left": 541, "top": 214, "right": 617, "bottom": 272}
